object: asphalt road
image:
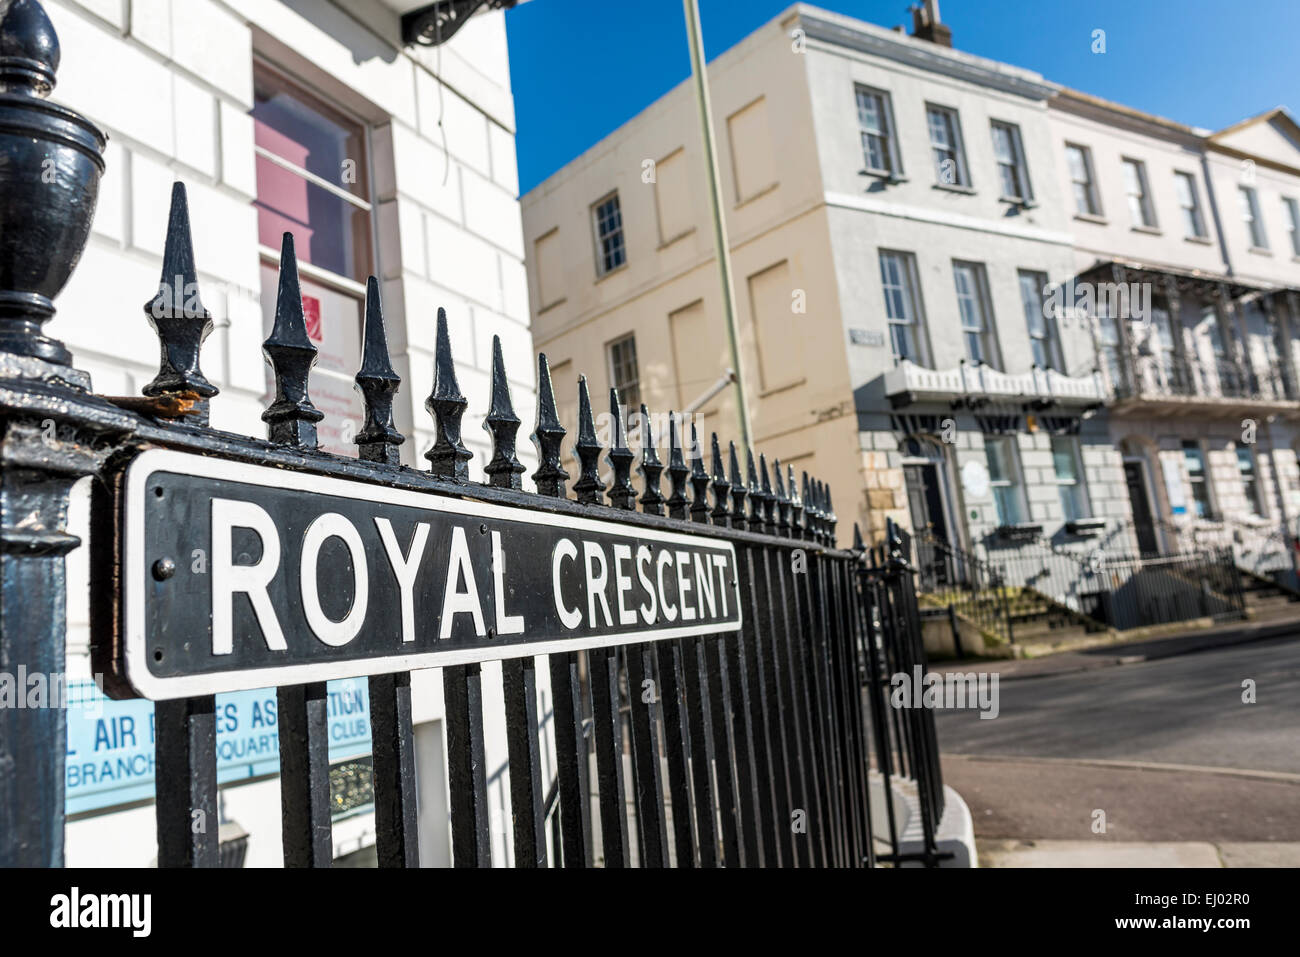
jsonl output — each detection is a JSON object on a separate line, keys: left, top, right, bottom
{"left": 930, "top": 635, "right": 1300, "bottom": 843}
{"left": 935, "top": 635, "right": 1300, "bottom": 773}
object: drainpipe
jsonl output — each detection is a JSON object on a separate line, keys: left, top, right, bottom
{"left": 682, "top": 0, "right": 753, "bottom": 448}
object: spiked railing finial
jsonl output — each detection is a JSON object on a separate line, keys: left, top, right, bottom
{"left": 758, "top": 454, "right": 776, "bottom": 534}
{"left": 665, "top": 412, "right": 689, "bottom": 520}
{"left": 802, "top": 472, "right": 815, "bottom": 543}
{"left": 710, "top": 433, "right": 731, "bottom": 525}
{"left": 606, "top": 389, "right": 635, "bottom": 509}
{"left": 262, "top": 232, "right": 323, "bottom": 447}
{"left": 144, "top": 182, "right": 218, "bottom": 405}
{"left": 728, "top": 441, "right": 748, "bottom": 530}
{"left": 425, "top": 306, "right": 473, "bottom": 480}
{"left": 789, "top": 464, "right": 804, "bottom": 540}
{"left": 530, "top": 353, "right": 568, "bottom": 498}
{"left": 773, "top": 459, "right": 791, "bottom": 535}
{"left": 824, "top": 484, "right": 838, "bottom": 547}
{"left": 852, "top": 522, "right": 865, "bottom": 554}
{"left": 354, "top": 277, "right": 403, "bottom": 465}
{"left": 637, "top": 404, "right": 664, "bottom": 515}
{"left": 745, "top": 449, "right": 763, "bottom": 530}
{"left": 482, "top": 335, "right": 525, "bottom": 489}
{"left": 572, "top": 375, "right": 605, "bottom": 504}
{"left": 688, "top": 422, "right": 710, "bottom": 523}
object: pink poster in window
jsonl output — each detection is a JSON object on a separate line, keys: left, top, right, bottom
{"left": 303, "top": 294, "right": 323, "bottom": 342}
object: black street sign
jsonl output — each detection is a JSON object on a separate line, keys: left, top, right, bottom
{"left": 95, "top": 450, "right": 743, "bottom": 700}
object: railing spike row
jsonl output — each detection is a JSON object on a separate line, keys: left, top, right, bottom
{"left": 425, "top": 306, "right": 473, "bottom": 480}
{"left": 773, "top": 459, "right": 791, "bottom": 536}
{"left": 710, "top": 432, "right": 731, "bottom": 526}
{"left": 729, "top": 441, "right": 748, "bottom": 530}
{"left": 355, "top": 276, "right": 403, "bottom": 466}
{"left": 483, "top": 335, "right": 525, "bottom": 489}
{"left": 262, "top": 232, "right": 324, "bottom": 448}
{"left": 572, "top": 375, "right": 604, "bottom": 505}
{"left": 637, "top": 403, "right": 665, "bottom": 515}
{"left": 606, "top": 389, "right": 635, "bottom": 510}
{"left": 530, "top": 352, "right": 568, "bottom": 498}
{"left": 789, "top": 464, "right": 803, "bottom": 540}
{"left": 688, "top": 421, "right": 710, "bottom": 524}
{"left": 666, "top": 411, "right": 689, "bottom": 520}
{"left": 144, "top": 181, "right": 218, "bottom": 403}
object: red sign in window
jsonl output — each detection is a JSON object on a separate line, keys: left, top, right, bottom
{"left": 302, "top": 294, "right": 323, "bottom": 342}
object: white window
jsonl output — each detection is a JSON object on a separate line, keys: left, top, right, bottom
{"left": 855, "top": 86, "right": 899, "bottom": 176}
{"left": 252, "top": 63, "right": 375, "bottom": 457}
{"left": 607, "top": 334, "right": 640, "bottom": 410}
{"left": 1239, "top": 186, "right": 1268, "bottom": 249}
{"left": 879, "top": 250, "right": 926, "bottom": 363}
{"left": 1284, "top": 197, "right": 1300, "bottom": 256}
{"left": 1180, "top": 171, "right": 1206, "bottom": 239}
{"left": 1064, "top": 143, "right": 1099, "bottom": 216}
{"left": 1051, "top": 436, "right": 1089, "bottom": 522}
{"left": 1174, "top": 171, "right": 1206, "bottom": 238}
{"left": 1183, "top": 440, "right": 1214, "bottom": 519}
{"left": 985, "top": 436, "right": 1026, "bottom": 526}
{"left": 592, "top": 192, "right": 626, "bottom": 276}
{"left": 990, "top": 121, "right": 1031, "bottom": 201}
{"left": 1121, "top": 158, "right": 1156, "bottom": 228}
{"left": 926, "top": 104, "right": 968, "bottom": 186}
{"left": 1236, "top": 446, "right": 1262, "bottom": 515}
{"left": 953, "top": 261, "right": 999, "bottom": 368}
{"left": 1018, "top": 270, "right": 1058, "bottom": 370}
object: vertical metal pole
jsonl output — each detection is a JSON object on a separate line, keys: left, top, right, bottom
{"left": 682, "top": 0, "right": 752, "bottom": 447}
{"left": 277, "top": 682, "right": 334, "bottom": 866}
{"left": 369, "top": 672, "right": 420, "bottom": 866}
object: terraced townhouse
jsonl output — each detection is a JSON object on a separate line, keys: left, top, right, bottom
{"left": 520, "top": 1, "right": 1300, "bottom": 602}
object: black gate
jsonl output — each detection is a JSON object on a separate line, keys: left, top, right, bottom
{"left": 0, "top": 0, "right": 947, "bottom": 868}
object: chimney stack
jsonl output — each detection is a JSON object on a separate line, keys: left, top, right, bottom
{"left": 910, "top": 0, "right": 952, "bottom": 47}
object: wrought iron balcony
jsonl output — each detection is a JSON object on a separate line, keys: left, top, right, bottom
{"left": 1103, "top": 347, "right": 1298, "bottom": 409}
{"left": 884, "top": 359, "right": 1106, "bottom": 410}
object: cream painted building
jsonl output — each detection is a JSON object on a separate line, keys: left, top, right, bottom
{"left": 522, "top": 2, "right": 1300, "bottom": 583}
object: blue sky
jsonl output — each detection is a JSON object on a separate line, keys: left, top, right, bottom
{"left": 505, "top": 0, "right": 1300, "bottom": 195}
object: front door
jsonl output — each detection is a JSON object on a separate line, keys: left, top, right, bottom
{"left": 1124, "top": 460, "right": 1159, "bottom": 556}
{"left": 904, "top": 463, "right": 950, "bottom": 586}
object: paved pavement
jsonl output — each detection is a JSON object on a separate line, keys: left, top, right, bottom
{"left": 930, "top": 635, "right": 1300, "bottom": 865}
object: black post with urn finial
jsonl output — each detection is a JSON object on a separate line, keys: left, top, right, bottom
{"left": 0, "top": 0, "right": 125, "bottom": 867}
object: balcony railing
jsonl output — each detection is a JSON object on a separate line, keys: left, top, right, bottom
{"left": 1105, "top": 348, "right": 1297, "bottom": 405}
{"left": 884, "top": 359, "right": 1106, "bottom": 408}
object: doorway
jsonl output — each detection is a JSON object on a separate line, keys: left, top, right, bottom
{"left": 904, "top": 462, "right": 952, "bottom": 587}
{"left": 1123, "top": 460, "right": 1159, "bottom": 556}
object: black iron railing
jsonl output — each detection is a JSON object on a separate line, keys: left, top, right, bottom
{"left": 859, "top": 523, "right": 948, "bottom": 866}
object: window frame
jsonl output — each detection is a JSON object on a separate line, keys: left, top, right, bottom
{"left": 1120, "top": 157, "right": 1157, "bottom": 229}
{"left": 591, "top": 190, "right": 627, "bottom": 278}
{"left": 1050, "top": 435, "right": 1090, "bottom": 523}
{"left": 606, "top": 333, "right": 641, "bottom": 411}
{"left": 952, "top": 260, "right": 1001, "bottom": 369}
{"left": 1284, "top": 196, "right": 1300, "bottom": 257}
{"left": 1239, "top": 185, "right": 1269, "bottom": 250}
{"left": 1173, "top": 170, "right": 1207, "bottom": 239}
{"left": 989, "top": 120, "right": 1032, "bottom": 203}
{"left": 1064, "top": 143, "right": 1100, "bottom": 217}
{"left": 252, "top": 58, "right": 378, "bottom": 294}
{"left": 984, "top": 435, "right": 1028, "bottom": 527}
{"left": 925, "top": 103, "right": 969, "bottom": 188}
{"left": 251, "top": 58, "right": 379, "bottom": 458}
{"left": 878, "top": 249, "right": 929, "bottom": 366}
{"left": 1235, "top": 445, "right": 1263, "bottom": 515}
{"left": 1017, "top": 269, "right": 1060, "bottom": 371}
{"left": 854, "top": 84, "right": 902, "bottom": 178}
{"left": 1182, "top": 439, "right": 1216, "bottom": 520}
